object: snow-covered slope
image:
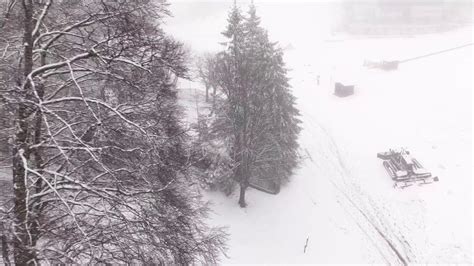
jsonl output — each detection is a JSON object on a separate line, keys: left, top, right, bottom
{"left": 170, "top": 2, "right": 472, "bottom": 263}
{"left": 287, "top": 26, "right": 472, "bottom": 263}
{"left": 201, "top": 28, "right": 472, "bottom": 264}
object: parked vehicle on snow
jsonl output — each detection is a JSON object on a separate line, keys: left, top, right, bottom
{"left": 377, "top": 148, "right": 439, "bottom": 188}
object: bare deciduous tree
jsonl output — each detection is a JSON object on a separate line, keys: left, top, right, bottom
{"left": 0, "top": 0, "right": 226, "bottom": 264}
{"left": 195, "top": 52, "right": 219, "bottom": 108}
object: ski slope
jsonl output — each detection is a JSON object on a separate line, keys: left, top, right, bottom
{"left": 177, "top": 29, "right": 473, "bottom": 265}
{"left": 169, "top": 2, "right": 472, "bottom": 264}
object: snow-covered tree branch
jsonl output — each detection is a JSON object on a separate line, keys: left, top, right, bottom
{"left": 0, "top": 0, "right": 226, "bottom": 264}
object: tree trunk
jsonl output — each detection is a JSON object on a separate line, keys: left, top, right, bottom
{"left": 238, "top": 183, "right": 247, "bottom": 208}
{"left": 238, "top": 145, "right": 249, "bottom": 208}
{"left": 1, "top": 222, "right": 11, "bottom": 266}
{"left": 234, "top": 132, "right": 248, "bottom": 208}
{"left": 29, "top": 52, "right": 46, "bottom": 252}
{"left": 12, "top": 98, "right": 32, "bottom": 266}
{"left": 205, "top": 84, "right": 209, "bottom": 102}
{"left": 212, "top": 86, "right": 216, "bottom": 110}
{"left": 13, "top": 0, "right": 36, "bottom": 264}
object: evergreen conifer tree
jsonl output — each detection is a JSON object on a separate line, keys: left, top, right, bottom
{"left": 210, "top": 3, "right": 300, "bottom": 207}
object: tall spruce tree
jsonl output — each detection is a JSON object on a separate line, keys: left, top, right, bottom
{"left": 243, "top": 3, "right": 301, "bottom": 195}
{"left": 211, "top": 3, "right": 301, "bottom": 207}
{"left": 216, "top": 3, "right": 251, "bottom": 207}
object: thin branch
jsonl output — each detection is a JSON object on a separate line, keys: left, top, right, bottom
{"left": 31, "top": 0, "right": 52, "bottom": 38}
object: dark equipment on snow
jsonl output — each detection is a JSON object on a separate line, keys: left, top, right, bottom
{"left": 377, "top": 148, "right": 439, "bottom": 188}
{"left": 334, "top": 82, "right": 354, "bottom": 97}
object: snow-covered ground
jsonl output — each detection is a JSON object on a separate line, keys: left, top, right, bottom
{"left": 170, "top": 2, "right": 472, "bottom": 264}
{"left": 277, "top": 27, "right": 472, "bottom": 264}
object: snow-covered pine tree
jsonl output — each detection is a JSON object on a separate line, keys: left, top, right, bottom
{"left": 241, "top": 3, "right": 301, "bottom": 201}
{"left": 208, "top": 2, "right": 300, "bottom": 207}
{"left": 214, "top": 3, "right": 252, "bottom": 207}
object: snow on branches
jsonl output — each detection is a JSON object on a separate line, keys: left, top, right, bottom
{"left": 0, "top": 0, "right": 226, "bottom": 264}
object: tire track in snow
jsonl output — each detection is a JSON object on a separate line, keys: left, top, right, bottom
{"left": 298, "top": 136, "right": 391, "bottom": 264}
{"left": 330, "top": 179, "right": 408, "bottom": 265}
{"left": 311, "top": 118, "right": 416, "bottom": 264}
{"left": 300, "top": 131, "right": 397, "bottom": 264}
{"left": 299, "top": 108, "right": 416, "bottom": 265}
